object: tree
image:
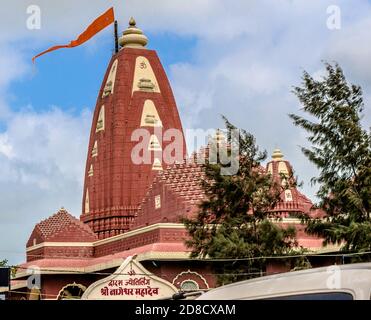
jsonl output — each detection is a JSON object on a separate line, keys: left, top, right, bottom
{"left": 290, "top": 62, "right": 371, "bottom": 255}
{"left": 182, "top": 117, "right": 298, "bottom": 285}
{"left": 0, "top": 260, "right": 7, "bottom": 267}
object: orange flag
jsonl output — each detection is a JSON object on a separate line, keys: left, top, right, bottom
{"left": 32, "top": 7, "right": 115, "bottom": 63}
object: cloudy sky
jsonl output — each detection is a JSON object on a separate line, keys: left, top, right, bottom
{"left": 0, "top": 0, "right": 370, "bottom": 264}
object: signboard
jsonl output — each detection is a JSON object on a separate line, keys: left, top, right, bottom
{"left": 0, "top": 268, "right": 10, "bottom": 289}
{"left": 82, "top": 256, "right": 178, "bottom": 300}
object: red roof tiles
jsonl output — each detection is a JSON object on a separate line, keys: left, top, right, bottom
{"left": 26, "top": 208, "right": 97, "bottom": 247}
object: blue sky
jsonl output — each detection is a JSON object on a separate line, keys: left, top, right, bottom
{"left": 10, "top": 32, "right": 197, "bottom": 114}
{"left": 0, "top": 0, "right": 370, "bottom": 264}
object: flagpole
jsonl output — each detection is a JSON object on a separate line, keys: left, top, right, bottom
{"left": 114, "top": 20, "right": 119, "bottom": 53}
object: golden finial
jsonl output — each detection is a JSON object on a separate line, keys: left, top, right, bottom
{"left": 129, "top": 17, "right": 136, "bottom": 27}
{"left": 118, "top": 17, "right": 148, "bottom": 49}
{"left": 272, "top": 148, "right": 284, "bottom": 160}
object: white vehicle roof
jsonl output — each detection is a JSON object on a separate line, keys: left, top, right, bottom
{"left": 197, "top": 263, "right": 371, "bottom": 300}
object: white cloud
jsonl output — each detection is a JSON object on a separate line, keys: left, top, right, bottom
{"left": 0, "top": 134, "right": 14, "bottom": 158}
{"left": 326, "top": 16, "right": 371, "bottom": 83}
{"left": 0, "top": 44, "right": 29, "bottom": 121}
{"left": 0, "top": 107, "right": 91, "bottom": 264}
{"left": 166, "top": 0, "right": 371, "bottom": 203}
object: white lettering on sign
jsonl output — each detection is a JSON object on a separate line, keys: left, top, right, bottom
{"left": 82, "top": 256, "right": 178, "bottom": 300}
{"left": 100, "top": 274, "right": 159, "bottom": 297}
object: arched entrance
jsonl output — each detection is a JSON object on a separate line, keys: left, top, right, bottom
{"left": 57, "top": 283, "right": 87, "bottom": 300}
{"left": 172, "top": 270, "right": 210, "bottom": 291}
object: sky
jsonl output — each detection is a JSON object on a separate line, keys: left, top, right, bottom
{"left": 0, "top": 0, "right": 370, "bottom": 264}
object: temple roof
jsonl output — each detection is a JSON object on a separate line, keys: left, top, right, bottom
{"left": 132, "top": 161, "right": 206, "bottom": 229}
{"left": 27, "top": 208, "right": 97, "bottom": 247}
{"left": 155, "top": 161, "right": 206, "bottom": 204}
{"left": 134, "top": 147, "right": 325, "bottom": 229}
{"left": 266, "top": 148, "right": 325, "bottom": 218}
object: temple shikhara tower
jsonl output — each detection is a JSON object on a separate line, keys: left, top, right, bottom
{"left": 81, "top": 18, "right": 186, "bottom": 239}
{"left": 6, "top": 18, "right": 336, "bottom": 300}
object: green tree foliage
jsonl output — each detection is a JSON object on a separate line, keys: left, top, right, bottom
{"left": 0, "top": 260, "right": 18, "bottom": 278}
{"left": 290, "top": 63, "right": 371, "bottom": 254}
{"left": 182, "top": 117, "right": 298, "bottom": 285}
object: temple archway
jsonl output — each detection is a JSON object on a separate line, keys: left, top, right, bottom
{"left": 57, "top": 283, "right": 87, "bottom": 300}
{"left": 172, "top": 270, "right": 209, "bottom": 291}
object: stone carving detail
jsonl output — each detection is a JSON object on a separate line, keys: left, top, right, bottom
{"left": 154, "top": 195, "right": 161, "bottom": 209}
{"left": 88, "top": 165, "right": 94, "bottom": 177}
{"left": 102, "top": 81, "right": 113, "bottom": 97}
{"left": 172, "top": 270, "right": 209, "bottom": 290}
{"left": 85, "top": 190, "right": 90, "bottom": 214}
{"left": 148, "top": 135, "right": 162, "bottom": 151}
{"left": 152, "top": 158, "right": 163, "bottom": 171}
{"left": 132, "top": 56, "right": 160, "bottom": 94}
{"left": 140, "top": 100, "right": 162, "bottom": 127}
{"left": 102, "top": 59, "right": 118, "bottom": 98}
{"left": 96, "top": 105, "right": 105, "bottom": 132}
{"left": 92, "top": 141, "right": 98, "bottom": 157}
{"left": 138, "top": 78, "right": 155, "bottom": 92}
{"left": 285, "top": 189, "right": 293, "bottom": 201}
{"left": 145, "top": 115, "right": 157, "bottom": 124}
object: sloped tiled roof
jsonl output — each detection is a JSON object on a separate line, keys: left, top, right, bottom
{"left": 139, "top": 155, "right": 324, "bottom": 218}
{"left": 147, "top": 160, "right": 207, "bottom": 205}
{"left": 131, "top": 161, "right": 207, "bottom": 229}
{"left": 32, "top": 208, "right": 97, "bottom": 243}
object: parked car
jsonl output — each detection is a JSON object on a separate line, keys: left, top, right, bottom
{"left": 196, "top": 263, "right": 371, "bottom": 300}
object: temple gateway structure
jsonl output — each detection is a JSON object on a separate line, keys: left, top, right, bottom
{"left": 5, "top": 18, "right": 338, "bottom": 300}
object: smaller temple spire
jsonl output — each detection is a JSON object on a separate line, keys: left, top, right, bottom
{"left": 272, "top": 148, "right": 284, "bottom": 161}
{"left": 119, "top": 17, "right": 148, "bottom": 49}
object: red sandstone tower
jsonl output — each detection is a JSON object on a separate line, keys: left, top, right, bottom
{"left": 81, "top": 18, "right": 186, "bottom": 239}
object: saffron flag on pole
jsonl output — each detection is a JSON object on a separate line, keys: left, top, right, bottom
{"left": 32, "top": 7, "right": 115, "bottom": 63}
